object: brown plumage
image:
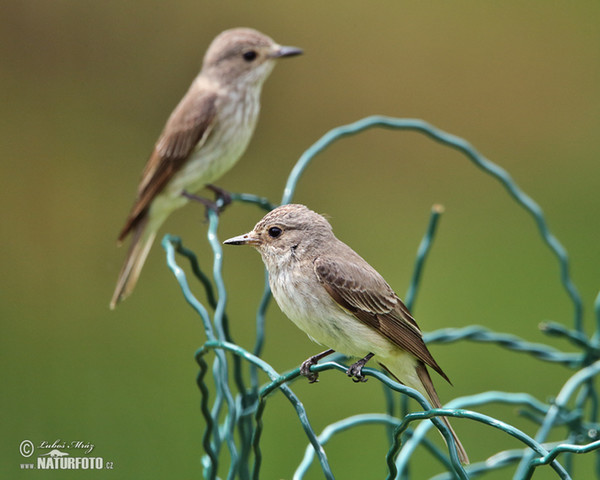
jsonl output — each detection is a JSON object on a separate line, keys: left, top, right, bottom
{"left": 110, "top": 28, "right": 301, "bottom": 309}
{"left": 224, "top": 204, "right": 469, "bottom": 464}
{"left": 314, "top": 255, "right": 451, "bottom": 383}
{"left": 117, "top": 94, "right": 218, "bottom": 242}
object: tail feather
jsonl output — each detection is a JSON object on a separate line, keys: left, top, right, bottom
{"left": 110, "top": 215, "right": 155, "bottom": 309}
{"left": 380, "top": 359, "right": 469, "bottom": 465}
{"left": 415, "top": 362, "right": 469, "bottom": 465}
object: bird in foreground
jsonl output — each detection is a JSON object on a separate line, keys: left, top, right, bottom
{"left": 110, "top": 28, "right": 302, "bottom": 309}
{"left": 224, "top": 204, "right": 469, "bottom": 464}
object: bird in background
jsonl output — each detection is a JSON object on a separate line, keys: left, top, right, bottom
{"left": 224, "top": 204, "right": 469, "bottom": 464}
{"left": 110, "top": 28, "right": 302, "bottom": 309}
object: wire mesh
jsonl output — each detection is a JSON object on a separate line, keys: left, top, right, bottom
{"left": 161, "top": 116, "right": 600, "bottom": 479}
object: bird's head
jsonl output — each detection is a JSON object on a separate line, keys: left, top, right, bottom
{"left": 202, "top": 28, "right": 302, "bottom": 87}
{"left": 224, "top": 204, "right": 333, "bottom": 267}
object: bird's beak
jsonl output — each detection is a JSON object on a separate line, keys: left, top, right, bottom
{"left": 223, "top": 232, "right": 261, "bottom": 247}
{"left": 270, "top": 45, "right": 303, "bottom": 59}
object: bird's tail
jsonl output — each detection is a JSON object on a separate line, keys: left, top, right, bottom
{"left": 380, "top": 359, "right": 469, "bottom": 465}
{"left": 110, "top": 215, "right": 155, "bottom": 309}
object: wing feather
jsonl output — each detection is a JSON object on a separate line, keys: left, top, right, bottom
{"left": 118, "top": 89, "right": 218, "bottom": 241}
{"left": 314, "top": 252, "right": 450, "bottom": 383}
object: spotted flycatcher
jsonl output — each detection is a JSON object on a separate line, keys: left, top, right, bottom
{"left": 224, "top": 204, "right": 468, "bottom": 464}
{"left": 111, "top": 28, "right": 302, "bottom": 309}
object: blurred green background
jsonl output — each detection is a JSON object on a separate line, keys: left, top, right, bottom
{"left": 2, "top": 1, "right": 599, "bottom": 478}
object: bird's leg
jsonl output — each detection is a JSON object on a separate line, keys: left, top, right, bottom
{"left": 206, "top": 184, "right": 232, "bottom": 212}
{"left": 181, "top": 190, "right": 218, "bottom": 216}
{"left": 346, "top": 352, "right": 375, "bottom": 383}
{"left": 300, "top": 348, "right": 335, "bottom": 383}
{"left": 182, "top": 188, "right": 231, "bottom": 221}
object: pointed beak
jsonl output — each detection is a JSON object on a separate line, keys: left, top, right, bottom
{"left": 270, "top": 45, "right": 303, "bottom": 59}
{"left": 223, "top": 232, "right": 261, "bottom": 246}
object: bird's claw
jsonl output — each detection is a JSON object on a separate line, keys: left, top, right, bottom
{"left": 182, "top": 187, "right": 230, "bottom": 220}
{"left": 346, "top": 353, "right": 374, "bottom": 383}
{"left": 300, "top": 357, "right": 319, "bottom": 383}
{"left": 206, "top": 184, "right": 232, "bottom": 212}
{"left": 346, "top": 362, "right": 368, "bottom": 383}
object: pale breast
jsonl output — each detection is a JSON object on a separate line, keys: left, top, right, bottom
{"left": 166, "top": 87, "right": 260, "bottom": 195}
{"left": 269, "top": 264, "right": 398, "bottom": 358}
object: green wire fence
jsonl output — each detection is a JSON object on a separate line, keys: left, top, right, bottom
{"left": 161, "top": 116, "right": 600, "bottom": 479}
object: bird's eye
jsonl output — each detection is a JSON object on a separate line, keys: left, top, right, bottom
{"left": 268, "top": 227, "right": 282, "bottom": 238}
{"left": 243, "top": 50, "right": 257, "bottom": 62}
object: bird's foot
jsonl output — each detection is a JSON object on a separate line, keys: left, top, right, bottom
{"left": 182, "top": 190, "right": 218, "bottom": 213}
{"left": 182, "top": 186, "right": 230, "bottom": 220}
{"left": 300, "top": 349, "right": 335, "bottom": 384}
{"left": 346, "top": 353, "right": 375, "bottom": 383}
{"left": 300, "top": 357, "right": 320, "bottom": 383}
{"left": 206, "top": 184, "right": 232, "bottom": 212}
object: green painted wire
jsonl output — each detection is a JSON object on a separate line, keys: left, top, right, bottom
{"left": 196, "top": 340, "right": 334, "bottom": 480}
{"left": 163, "top": 197, "right": 279, "bottom": 479}
{"left": 203, "top": 211, "right": 244, "bottom": 480}
{"left": 293, "top": 415, "right": 399, "bottom": 479}
{"left": 162, "top": 225, "right": 592, "bottom": 478}
{"left": 286, "top": 363, "right": 470, "bottom": 478}
{"left": 405, "top": 204, "right": 445, "bottom": 310}
{"left": 163, "top": 234, "right": 239, "bottom": 476}
{"left": 227, "top": 195, "right": 276, "bottom": 476}
{"left": 402, "top": 388, "right": 600, "bottom": 479}
{"left": 401, "top": 204, "right": 445, "bottom": 478}
{"left": 399, "top": 391, "right": 579, "bottom": 479}
{"left": 430, "top": 445, "right": 565, "bottom": 480}
{"left": 250, "top": 279, "right": 272, "bottom": 389}
{"left": 294, "top": 415, "right": 462, "bottom": 479}
{"left": 167, "top": 230, "right": 255, "bottom": 478}
{"left": 529, "top": 440, "right": 600, "bottom": 468}
{"left": 281, "top": 116, "right": 583, "bottom": 333}
{"left": 594, "top": 290, "right": 600, "bottom": 347}
{"left": 540, "top": 322, "right": 598, "bottom": 354}
{"left": 230, "top": 192, "right": 277, "bottom": 212}
{"left": 516, "top": 359, "right": 600, "bottom": 479}
{"left": 163, "top": 234, "right": 225, "bottom": 478}
{"left": 162, "top": 235, "right": 216, "bottom": 339}
{"left": 425, "top": 326, "right": 582, "bottom": 367}
{"left": 279, "top": 115, "right": 597, "bottom": 479}
{"left": 228, "top": 193, "right": 276, "bottom": 391}
{"left": 196, "top": 351, "right": 220, "bottom": 479}
{"left": 395, "top": 408, "right": 569, "bottom": 479}
{"left": 205, "top": 210, "right": 228, "bottom": 342}
{"left": 163, "top": 234, "right": 257, "bottom": 479}
{"left": 162, "top": 116, "right": 599, "bottom": 478}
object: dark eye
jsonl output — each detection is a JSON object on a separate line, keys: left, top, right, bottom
{"left": 268, "top": 226, "right": 282, "bottom": 238}
{"left": 243, "top": 50, "right": 257, "bottom": 62}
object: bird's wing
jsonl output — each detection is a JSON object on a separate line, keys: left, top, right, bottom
{"left": 314, "top": 253, "right": 450, "bottom": 383}
{"left": 118, "top": 89, "right": 218, "bottom": 241}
